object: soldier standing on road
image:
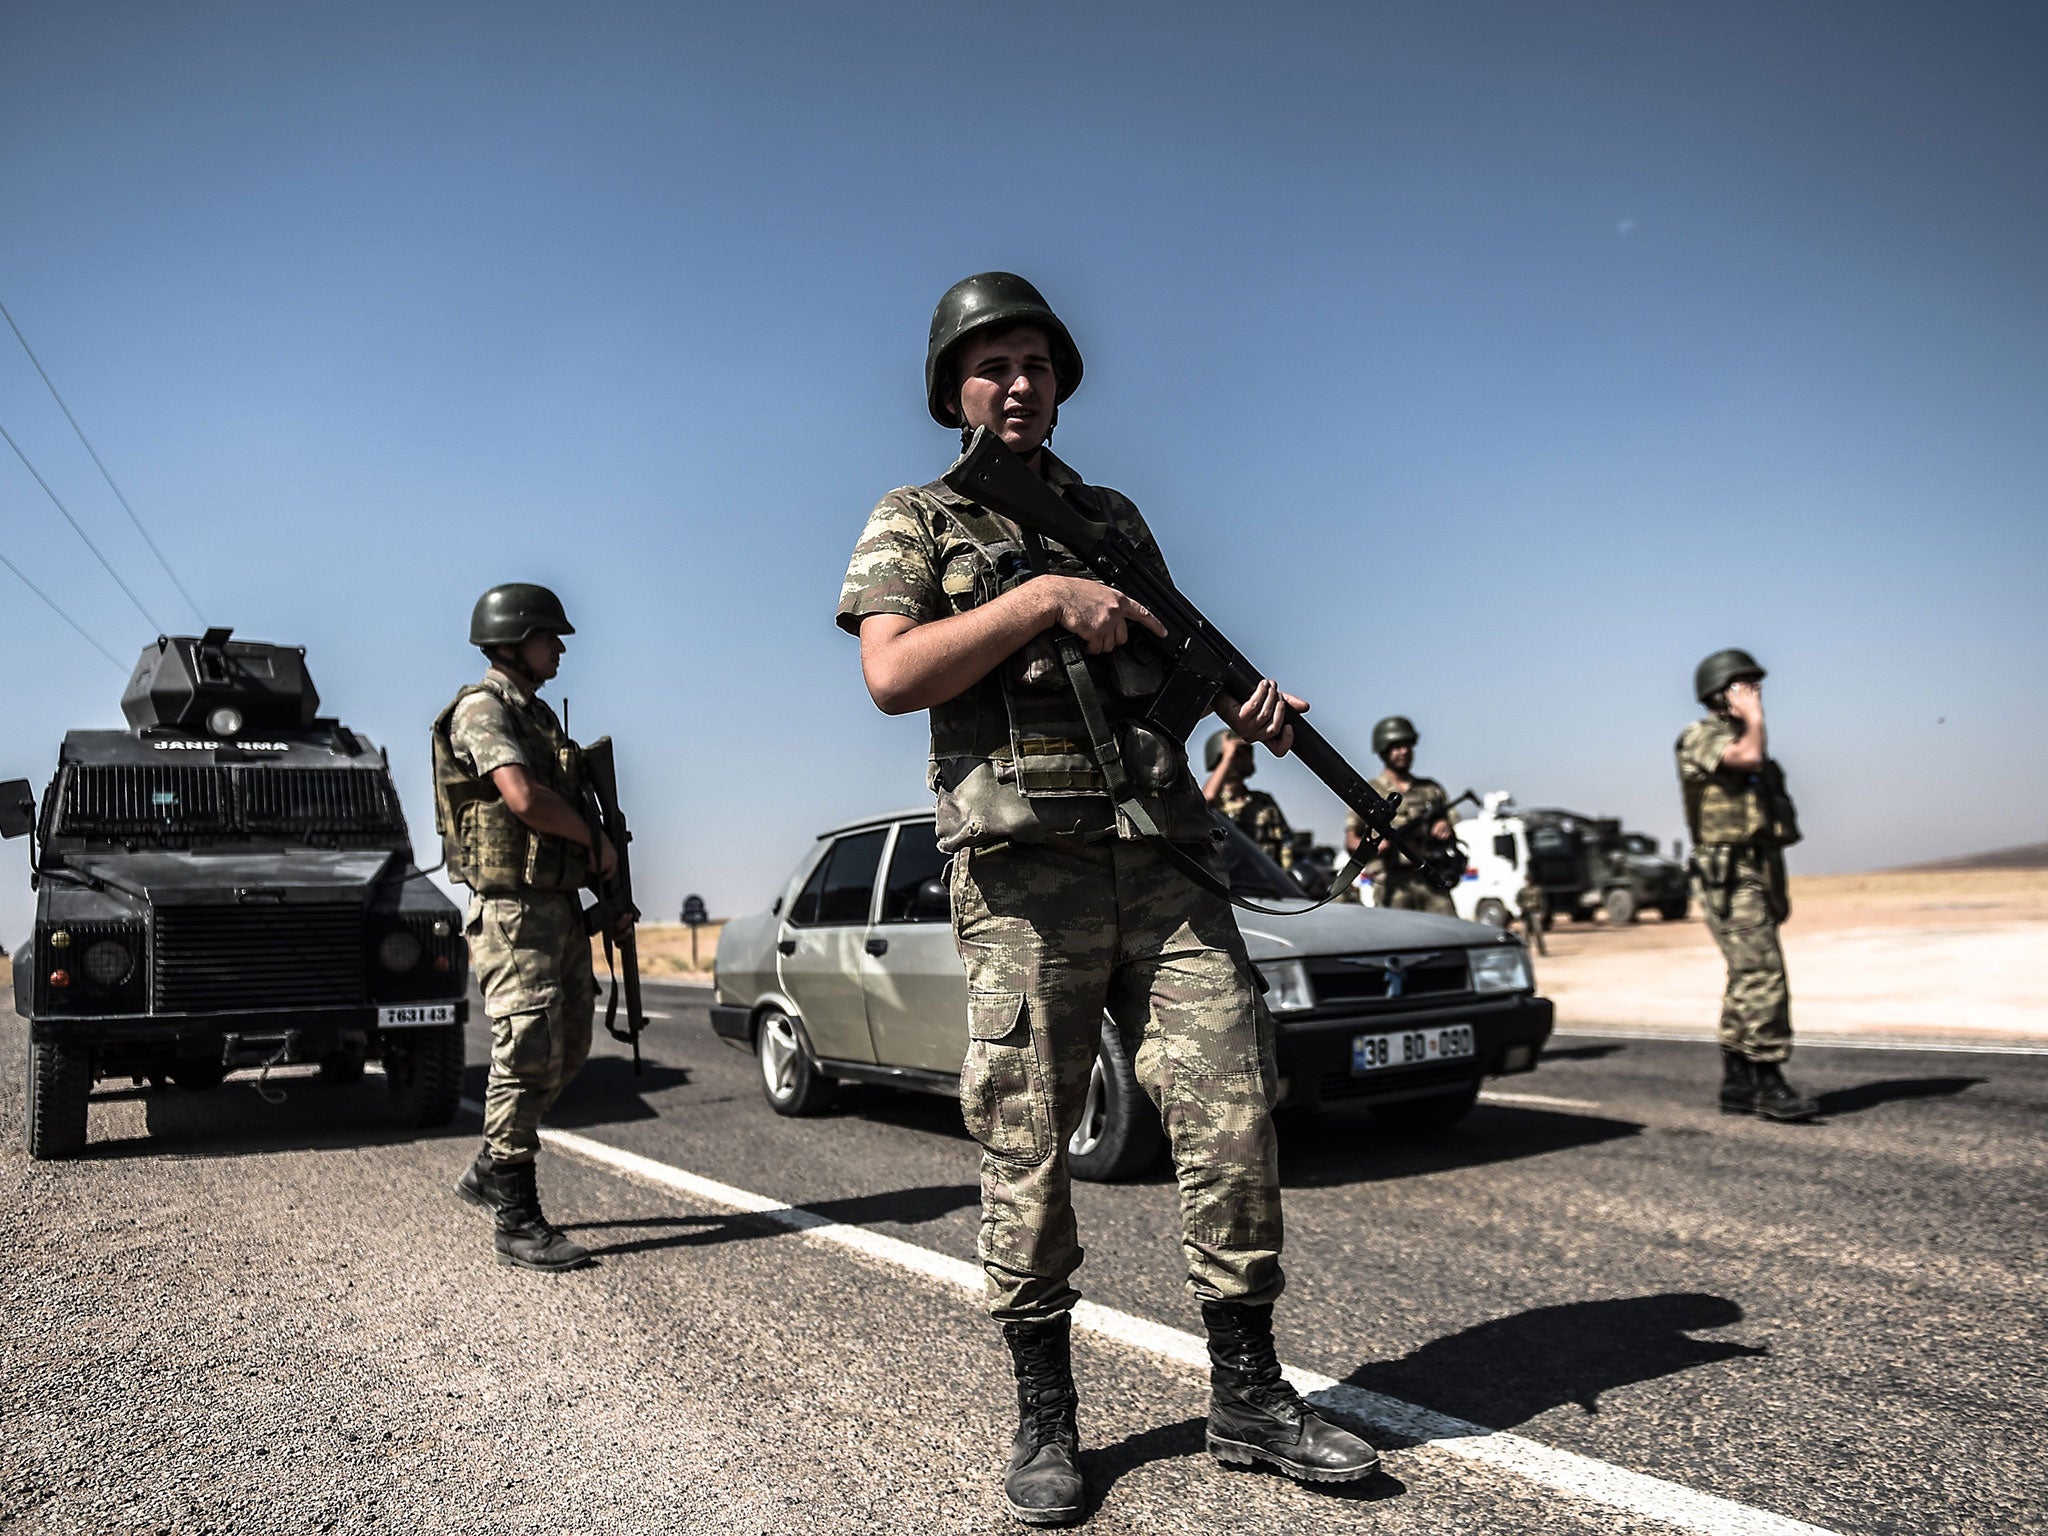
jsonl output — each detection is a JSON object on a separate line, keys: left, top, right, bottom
{"left": 1516, "top": 876, "right": 1549, "bottom": 956}
{"left": 433, "top": 584, "right": 629, "bottom": 1270}
{"left": 1201, "top": 728, "right": 1296, "bottom": 872}
{"left": 1340, "top": 717, "right": 1457, "bottom": 915}
{"left": 840, "top": 273, "right": 1379, "bottom": 1527}
{"left": 1676, "top": 649, "right": 1818, "bottom": 1123}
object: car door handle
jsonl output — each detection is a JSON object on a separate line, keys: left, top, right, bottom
{"left": 777, "top": 939, "right": 797, "bottom": 955}
{"left": 865, "top": 936, "right": 889, "bottom": 957}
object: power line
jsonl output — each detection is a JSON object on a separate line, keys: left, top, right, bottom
{"left": 0, "top": 297, "right": 205, "bottom": 624}
{"left": 0, "top": 417, "right": 163, "bottom": 631}
{"left": 0, "top": 545, "right": 125, "bottom": 669}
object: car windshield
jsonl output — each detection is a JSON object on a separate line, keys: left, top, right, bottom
{"left": 1214, "top": 815, "right": 1309, "bottom": 901}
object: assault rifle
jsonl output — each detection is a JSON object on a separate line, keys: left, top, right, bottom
{"left": 943, "top": 427, "right": 1455, "bottom": 896}
{"left": 579, "top": 736, "right": 647, "bottom": 1074}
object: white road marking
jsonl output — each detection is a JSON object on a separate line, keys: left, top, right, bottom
{"left": 1552, "top": 1027, "right": 2048, "bottom": 1056}
{"left": 461, "top": 1098, "right": 1838, "bottom": 1536}
{"left": 1479, "top": 1089, "right": 1606, "bottom": 1111}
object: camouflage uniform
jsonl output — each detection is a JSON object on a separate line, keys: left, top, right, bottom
{"left": 438, "top": 670, "right": 596, "bottom": 1161}
{"left": 839, "top": 452, "right": 1285, "bottom": 1324}
{"left": 1216, "top": 782, "right": 1295, "bottom": 870}
{"left": 1343, "top": 771, "right": 1456, "bottom": 915}
{"left": 1676, "top": 716, "right": 1799, "bottom": 1063}
{"left": 1515, "top": 877, "right": 1548, "bottom": 956}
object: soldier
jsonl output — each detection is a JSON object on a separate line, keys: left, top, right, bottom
{"left": 1516, "top": 875, "right": 1549, "bottom": 956}
{"left": 1201, "top": 728, "right": 1296, "bottom": 870}
{"left": 1676, "top": 649, "right": 1818, "bottom": 1122}
{"left": 433, "top": 583, "right": 627, "bottom": 1270}
{"left": 1341, "top": 716, "right": 1457, "bottom": 915}
{"left": 840, "top": 273, "right": 1378, "bottom": 1526}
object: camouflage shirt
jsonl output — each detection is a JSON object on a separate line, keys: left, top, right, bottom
{"left": 1346, "top": 771, "right": 1453, "bottom": 882}
{"left": 837, "top": 449, "right": 1213, "bottom": 849}
{"left": 447, "top": 668, "right": 568, "bottom": 781}
{"left": 1217, "top": 782, "right": 1294, "bottom": 868}
{"left": 1676, "top": 715, "right": 1798, "bottom": 848}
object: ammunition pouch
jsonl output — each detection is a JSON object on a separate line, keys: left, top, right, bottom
{"left": 432, "top": 684, "right": 590, "bottom": 895}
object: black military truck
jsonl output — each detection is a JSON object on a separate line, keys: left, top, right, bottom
{"left": 4, "top": 629, "right": 467, "bottom": 1159}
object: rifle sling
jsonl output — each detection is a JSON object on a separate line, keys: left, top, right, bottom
{"left": 1018, "top": 529, "right": 1364, "bottom": 917}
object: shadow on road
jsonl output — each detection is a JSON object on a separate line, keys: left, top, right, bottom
{"left": 1083, "top": 1415, "right": 1408, "bottom": 1511}
{"left": 1541, "top": 1043, "right": 1629, "bottom": 1062}
{"left": 562, "top": 1181, "right": 980, "bottom": 1258}
{"left": 1343, "top": 1292, "right": 1764, "bottom": 1436}
{"left": 1277, "top": 1102, "right": 1642, "bottom": 1189}
{"left": 1810, "top": 1076, "right": 1984, "bottom": 1118}
{"left": 109, "top": 1076, "right": 472, "bottom": 1159}
{"left": 520, "top": 1056, "right": 696, "bottom": 1130}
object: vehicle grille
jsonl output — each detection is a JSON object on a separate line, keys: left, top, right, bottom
{"left": 152, "top": 905, "right": 366, "bottom": 1013}
{"left": 59, "top": 765, "right": 404, "bottom": 839}
{"left": 61, "top": 765, "right": 233, "bottom": 836}
{"left": 241, "top": 769, "right": 404, "bottom": 835}
{"left": 1309, "top": 954, "right": 1470, "bottom": 1006}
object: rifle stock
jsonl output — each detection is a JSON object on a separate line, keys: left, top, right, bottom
{"left": 943, "top": 427, "right": 1455, "bottom": 894}
{"left": 580, "top": 736, "right": 647, "bottom": 1072}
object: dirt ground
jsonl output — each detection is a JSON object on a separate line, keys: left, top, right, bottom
{"left": 1532, "top": 868, "right": 2048, "bottom": 1046}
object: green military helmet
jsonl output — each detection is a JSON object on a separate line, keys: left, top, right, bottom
{"left": 470, "top": 584, "right": 576, "bottom": 648}
{"left": 1203, "top": 729, "right": 1231, "bottom": 772}
{"left": 925, "top": 271, "right": 1084, "bottom": 426}
{"left": 1371, "top": 716, "right": 1419, "bottom": 755}
{"left": 1694, "top": 647, "right": 1765, "bottom": 704}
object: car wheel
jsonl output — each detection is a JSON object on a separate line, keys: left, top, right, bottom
{"left": 1474, "top": 898, "right": 1510, "bottom": 928}
{"left": 384, "top": 1025, "right": 464, "bottom": 1128}
{"left": 1370, "top": 1081, "right": 1480, "bottom": 1135}
{"left": 1659, "top": 896, "right": 1689, "bottom": 921}
{"left": 26, "top": 1035, "right": 92, "bottom": 1160}
{"left": 1067, "top": 1016, "right": 1163, "bottom": 1183}
{"left": 757, "top": 1007, "right": 836, "bottom": 1116}
{"left": 1604, "top": 887, "right": 1638, "bottom": 925}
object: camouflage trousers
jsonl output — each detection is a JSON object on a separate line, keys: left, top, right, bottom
{"left": 1697, "top": 849, "right": 1792, "bottom": 1063}
{"left": 467, "top": 891, "right": 596, "bottom": 1162}
{"left": 950, "top": 837, "right": 1284, "bottom": 1325}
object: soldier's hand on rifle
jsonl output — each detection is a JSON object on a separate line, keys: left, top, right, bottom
{"left": 1430, "top": 818, "right": 1452, "bottom": 841}
{"left": 1038, "top": 575, "right": 1167, "bottom": 655}
{"left": 595, "top": 830, "right": 620, "bottom": 881}
{"left": 1217, "top": 678, "right": 1309, "bottom": 758}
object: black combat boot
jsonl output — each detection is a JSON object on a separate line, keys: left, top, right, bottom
{"left": 1750, "top": 1061, "right": 1820, "bottom": 1123}
{"left": 454, "top": 1143, "right": 506, "bottom": 1215}
{"left": 999, "top": 1317, "right": 1085, "bottom": 1527}
{"left": 1202, "top": 1301, "right": 1380, "bottom": 1483}
{"left": 1718, "top": 1051, "right": 1757, "bottom": 1114}
{"left": 491, "top": 1157, "right": 591, "bottom": 1271}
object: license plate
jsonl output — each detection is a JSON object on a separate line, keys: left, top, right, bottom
{"left": 378, "top": 1003, "right": 455, "bottom": 1029}
{"left": 1352, "top": 1024, "right": 1475, "bottom": 1073}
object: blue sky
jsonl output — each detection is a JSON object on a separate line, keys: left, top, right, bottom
{"left": 2, "top": 1, "right": 2043, "bottom": 940}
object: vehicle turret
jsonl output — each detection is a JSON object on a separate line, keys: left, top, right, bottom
{"left": 120, "top": 628, "right": 319, "bottom": 736}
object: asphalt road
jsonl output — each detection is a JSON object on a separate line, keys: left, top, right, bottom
{"left": 5, "top": 983, "right": 2043, "bottom": 1536}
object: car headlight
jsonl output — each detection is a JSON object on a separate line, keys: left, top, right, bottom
{"left": 1469, "top": 944, "right": 1532, "bottom": 994}
{"left": 1255, "top": 959, "right": 1315, "bottom": 1014}
{"left": 83, "top": 939, "right": 134, "bottom": 988}
{"left": 208, "top": 706, "right": 243, "bottom": 737}
{"left": 377, "top": 930, "right": 423, "bottom": 972}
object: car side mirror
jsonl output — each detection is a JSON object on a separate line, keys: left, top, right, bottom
{"left": 908, "top": 876, "right": 951, "bottom": 922}
{"left": 0, "top": 779, "right": 33, "bottom": 840}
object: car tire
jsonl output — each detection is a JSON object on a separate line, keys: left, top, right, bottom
{"left": 1604, "top": 888, "right": 1638, "bottom": 925}
{"left": 26, "top": 1035, "right": 92, "bottom": 1160}
{"left": 384, "top": 1025, "right": 464, "bottom": 1128}
{"left": 1474, "top": 898, "right": 1510, "bottom": 929}
{"left": 1659, "top": 896, "right": 1689, "bottom": 921}
{"left": 1369, "top": 1081, "right": 1480, "bottom": 1135}
{"left": 757, "top": 1007, "right": 836, "bottom": 1116}
{"left": 1067, "top": 1016, "right": 1164, "bottom": 1183}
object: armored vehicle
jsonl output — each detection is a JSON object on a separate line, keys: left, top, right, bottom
{"left": 4, "top": 629, "right": 467, "bottom": 1159}
{"left": 1520, "top": 807, "right": 1689, "bottom": 924}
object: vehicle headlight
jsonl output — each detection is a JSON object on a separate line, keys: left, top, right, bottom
{"left": 83, "top": 939, "right": 134, "bottom": 988}
{"left": 377, "top": 930, "right": 423, "bottom": 972}
{"left": 1255, "top": 959, "right": 1316, "bottom": 1015}
{"left": 1469, "top": 945, "right": 1532, "bottom": 994}
{"left": 208, "top": 706, "right": 243, "bottom": 737}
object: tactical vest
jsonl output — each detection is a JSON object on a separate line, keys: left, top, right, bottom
{"left": 900, "top": 479, "right": 1215, "bottom": 853}
{"left": 431, "top": 677, "right": 590, "bottom": 895}
{"left": 1682, "top": 722, "right": 1802, "bottom": 850}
